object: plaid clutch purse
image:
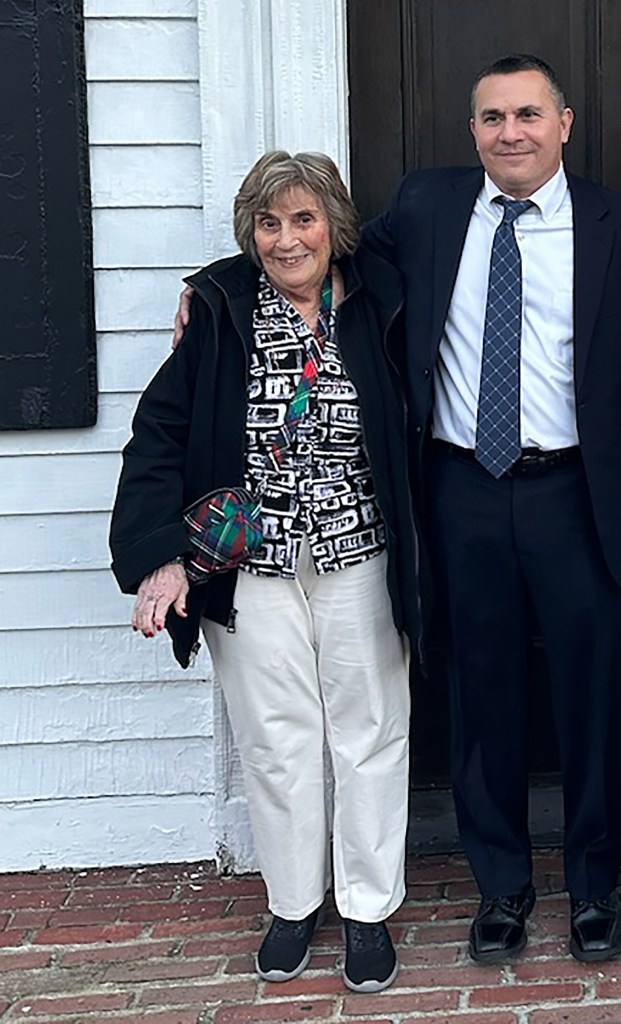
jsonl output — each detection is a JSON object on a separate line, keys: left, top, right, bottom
{"left": 182, "top": 487, "right": 264, "bottom": 583}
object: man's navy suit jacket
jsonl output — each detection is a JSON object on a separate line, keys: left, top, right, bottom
{"left": 363, "top": 166, "right": 621, "bottom": 586}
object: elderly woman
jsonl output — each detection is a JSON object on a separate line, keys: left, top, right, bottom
{"left": 110, "top": 151, "right": 419, "bottom": 993}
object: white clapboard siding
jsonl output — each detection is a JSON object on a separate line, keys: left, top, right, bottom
{"left": 2, "top": 453, "right": 121, "bottom": 513}
{"left": 88, "top": 82, "right": 201, "bottom": 144}
{"left": 85, "top": 0, "right": 197, "bottom": 17}
{"left": 2, "top": 739, "right": 212, "bottom": 802}
{"left": 95, "top": 269, "right": 202, "bottom": 332}
{"left": 0, "top": 627, "right": 212, "bottom": 689}
{"left": 0, "top": 796, "right": 215, "bottom": 873}
{"left": 98, "top": 332, "right": 173, "bottom": 393}
{"left": 0, "top": 513, "right": 112, "bottom": 572}
{"left": 0, "top": 394, "right": 138, "bottom": 456}
{"left": 93, "top": 207, "right": 205, "bottom": 268}
{"left": 85, "top": 20, "right": 199, "bottom": 81}
{"left": 1, "top": 681, "right": 213, "bottom": 744}
{"left": 90, "top": 145, "right": 203, "bottom": 208}
{"left": 3, "top": 570, "right": 153, "bottom": 630}
{"left": 0, "top": 1, "right": 222, "bottom": 874}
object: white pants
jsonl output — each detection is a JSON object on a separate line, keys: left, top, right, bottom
{"left": 202, "top": 541, "right": 411, "bottom": 922}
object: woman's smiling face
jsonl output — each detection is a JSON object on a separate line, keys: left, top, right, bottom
{"left": 253, "top": 185, "right": 332, "bottom": 301}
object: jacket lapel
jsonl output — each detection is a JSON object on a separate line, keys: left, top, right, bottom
{"left": 430, "top": 169, "right": 483, "bottom": 359}
{"left": 569, "top": 174, "right": 613, "bottom": 392}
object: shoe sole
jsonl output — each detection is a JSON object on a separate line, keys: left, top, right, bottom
{"left": 569, "top": 938, "right": 621, "bottom": 963}
{"left": 256, "top": 947, "right": 311, "bottom": 982}
{"left": 469, "top": 931, "right": 527, "bottom": 964}
{"left": 343, "top": 959, "right": 399, "bottom": 993}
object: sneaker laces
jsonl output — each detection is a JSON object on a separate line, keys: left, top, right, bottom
{"left": 270, "top": 916, "right": 312, "bottom": 940}
{"left": 347, "top": 921, "right": 389, "bottom": 953}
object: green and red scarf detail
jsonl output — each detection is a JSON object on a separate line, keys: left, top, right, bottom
{"left": 267, "top": 270, "right": 333, "bottom": 471}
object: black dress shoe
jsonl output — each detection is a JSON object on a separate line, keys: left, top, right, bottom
{"left": 570, "top": 891, "right": 621, "bottom": 962}
{"left": 469, "top": 886, "right": 536, "bottom": 963}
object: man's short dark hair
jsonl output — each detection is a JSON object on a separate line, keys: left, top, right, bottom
{"left": 470, "top": 54, "right": 567, "bottom": 115}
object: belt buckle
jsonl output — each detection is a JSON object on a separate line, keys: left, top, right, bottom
{"left": 515, "top": 451, "right": 549, "bottom": 476}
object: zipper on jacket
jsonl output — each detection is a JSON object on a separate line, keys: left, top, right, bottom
{"left": 226, "top": 607, "right": 238, "bottom": 634}
{"left": 188, "top": 640, "right": 201, "bottom": 668}
{"left": 336, "top": 295, "right": 424, "bottom": 657}
{"left": 377, "top": 301, "right": 425, "bottom": 663}
{"left": 383, "top": 302, "right": 424, "bottom": 660}
{"left": 389, "top": 307, "right": 424, "bottom": 663}
{"left": 207, "top": 277, "right": 251, "bottom": 489}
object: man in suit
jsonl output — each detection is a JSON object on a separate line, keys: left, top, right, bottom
{"left": 363, "top": 53, "right": 621, "bottom": 964}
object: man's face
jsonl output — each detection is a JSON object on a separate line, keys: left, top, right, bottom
{"left": 470, "top": 69, "right": 574, "bottom": 198}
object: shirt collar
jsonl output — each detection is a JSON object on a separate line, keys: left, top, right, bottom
{"left": 483, "top": 163, "right": 569, "bottom": 223}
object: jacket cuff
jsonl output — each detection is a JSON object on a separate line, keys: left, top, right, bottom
{"left": 111, "top": 523, "right": 191, "bottom": 593}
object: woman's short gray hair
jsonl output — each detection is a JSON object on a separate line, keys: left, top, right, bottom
{"left": 233, "top": 150, "right": 360, "bottom": 265}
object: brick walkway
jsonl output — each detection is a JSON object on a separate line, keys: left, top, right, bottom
{"left": 1, "top": 850, "right": 621, "bottom": 1024}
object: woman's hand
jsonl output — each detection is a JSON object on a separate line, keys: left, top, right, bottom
{"left": 132, "top": 562, "right": 189, "bottom": 637}
{"left": 172, "top": 285, "right": 195, "bottom": 349}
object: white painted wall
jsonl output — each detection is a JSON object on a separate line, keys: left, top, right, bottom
{"left": 0, "top": 0, "right": 348, "bottom": 873}
{"left": 0, "top": 0, "right": 215, "bottom": 873}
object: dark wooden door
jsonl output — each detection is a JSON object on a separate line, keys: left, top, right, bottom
{"left": 347, "top": 0, "right": 621, "bottom": 781}
{"left": 348, "top": 0, "right": 621, "bottom": 221}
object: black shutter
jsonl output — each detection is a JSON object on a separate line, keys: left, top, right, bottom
{"left": 0, "top": 0, "right": 96, "bottom": 430}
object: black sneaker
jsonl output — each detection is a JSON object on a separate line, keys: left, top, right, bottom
{"left": 343, "top": 918, "right": 398, "bottom": 992}
{"left": 256, "top": 907, "right": 322, "bottom": 981}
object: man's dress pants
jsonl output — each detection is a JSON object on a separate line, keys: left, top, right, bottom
{"left": 428, "top": 442, "right": 621, "bottom": 900}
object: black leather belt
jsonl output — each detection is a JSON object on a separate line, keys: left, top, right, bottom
{"left": 432, "top": 440, "right": 581, "bottom": 477}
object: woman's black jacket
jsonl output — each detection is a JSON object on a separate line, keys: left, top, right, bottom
{"left": 109, "top": 249, "right": 420, "bottom": 667}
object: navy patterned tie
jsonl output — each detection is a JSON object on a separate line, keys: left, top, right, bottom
{"left": 475, "top": 197, "right": 533, "bottom": 478}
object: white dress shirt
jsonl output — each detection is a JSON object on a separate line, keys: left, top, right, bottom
{"left": 432, "top": 164, "right": 578, "bottom": 450}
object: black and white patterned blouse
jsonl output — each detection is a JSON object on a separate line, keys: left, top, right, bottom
{"left": 240, "top": 273, "right": 385, "bottom": 579}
